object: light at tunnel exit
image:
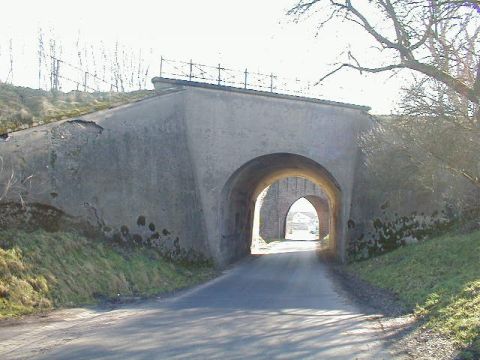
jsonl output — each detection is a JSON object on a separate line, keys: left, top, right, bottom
{"left": 285, "top": 198, "right": 319, "bottom": 241}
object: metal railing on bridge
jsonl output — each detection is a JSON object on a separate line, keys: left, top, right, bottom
{"left": 159, "top": 57, "right": 320, "bottom": 98}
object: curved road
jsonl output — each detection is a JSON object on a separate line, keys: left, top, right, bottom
{"left": 1, "top": 241, "right": 393, "bottom": 359}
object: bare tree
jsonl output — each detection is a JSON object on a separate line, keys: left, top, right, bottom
{"left": 5, "top": 39, "right": 14, "bottom": 84}
{"left": 288, "top": 1, "right": 480, "bottom": 105}
{"left": 38, "top": 29, "right": 45, "bottom": 89}
{"left": 361, "top": 9, "right": 480, "bottom": 190}
{"left": 31, "top": 28, "right": 154, "bottom": 93}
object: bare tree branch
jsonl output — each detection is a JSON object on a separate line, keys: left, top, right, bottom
{"left": 289, "top": 0, "right": 480, "bottom": 104}
{"left": 316, "top": 62, "right": 405, "bottom": 84}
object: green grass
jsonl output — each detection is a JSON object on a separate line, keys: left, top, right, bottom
{"left": 0, "top": 229, "right": 214, "bottom": 318}
{"left": 348, "top": 230, "right": 480, "bottom": 357}
{"left": 0, "top": 83, "right": 154, "bottom": 134}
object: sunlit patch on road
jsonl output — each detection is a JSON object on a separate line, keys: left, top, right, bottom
{"left": 252, "top": 239, "right": 320, "bottom": 255}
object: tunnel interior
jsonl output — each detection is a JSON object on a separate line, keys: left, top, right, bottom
{"left": 255, "top": 176, "right": 330, "bottom": 242}
{"left": 220, "top": 153, "right": 342, "bottom": 264}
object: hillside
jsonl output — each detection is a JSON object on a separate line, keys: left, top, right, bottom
{"left": 0, "top": 83, "right": 154, "bottom": 134}
{"left": 348, "top": 231, "right": 480, "bottom": 359}
{"left": 0, "top": 229, "right": 214, "bottom": 318}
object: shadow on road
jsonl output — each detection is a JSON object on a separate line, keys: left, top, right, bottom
{"left": 3, "top": 241, "right": 403, "bottom": 360}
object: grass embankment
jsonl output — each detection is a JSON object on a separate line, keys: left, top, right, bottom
{"left": 348, "top": 230, "right": 480, "bottom": 358}
{"left": 0, "top": 82, "right": 154, "bottom": 134}
{"left": 0, "top": 229, "right": 214, "bottom": 319}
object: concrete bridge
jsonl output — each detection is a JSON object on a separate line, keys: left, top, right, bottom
{"left": 0, "top": 78, "right": 372, "bottom": 265}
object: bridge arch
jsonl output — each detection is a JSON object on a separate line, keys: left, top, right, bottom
{"left": 219, "top": 153, "right": 342, "bottom": 264}
{"left": 283, "top": 195, "right": 330, "bottom": 240}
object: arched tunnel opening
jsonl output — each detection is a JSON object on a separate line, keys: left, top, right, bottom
{"left": 283, "top": 196, "right": 330, "bottom": 241}
{"left": 220, "top": 153, "right": 342, "bottom": 264}
{"left": 284, "top": 197, "right": 319, "bottom": 241}
{"left": 253, "top": 176, "right": 331, "bottom": 244}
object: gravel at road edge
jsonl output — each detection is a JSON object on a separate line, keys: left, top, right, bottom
{"left": 319, "top": 251, "right": 460, "bottom": 360}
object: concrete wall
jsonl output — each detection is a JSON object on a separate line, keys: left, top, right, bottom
{"left": 172, "top": 80, "right": 372, "bottom": 264}
{"left": 0, "top": 90, "right": 208, "bottom": 255}
{"left": 346, "top": 155, "right": 480, "bottom": 258}
{"left": 259, "top": 177, "right": 329, "bottom": 240}
{"left": 1, "top": 79, "right": 373, "bottom": 265}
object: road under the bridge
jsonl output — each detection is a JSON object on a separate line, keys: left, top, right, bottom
{"left": 0, "top": 241, "right": 395, "bottom": 359}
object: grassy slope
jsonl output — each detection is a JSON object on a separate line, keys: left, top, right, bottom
{"left": 0, "top": 230, "right": 214, "bottom": 318}
{"left": 0, "top": 83, "right": 154, "bottom": 133}
{"left": 348, "top": 231, "right": 480, "bottom": 356}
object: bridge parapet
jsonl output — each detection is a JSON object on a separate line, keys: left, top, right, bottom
{"left": 152, "top": 76, "right": 370, "bottom": 112}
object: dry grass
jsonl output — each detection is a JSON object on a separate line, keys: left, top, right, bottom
{"left": 0, "top": 83, "right": 154, "bottom": 134}
{"left": 0, "top": 229, "right": 214, "bottom": 318}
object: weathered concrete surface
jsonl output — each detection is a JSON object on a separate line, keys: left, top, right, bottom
{"left": 259, "top": 177, "right": 329, "bottom": 240}
{"left": 0, "top": 242, "right": 394, "bottom": 359}
{"left": 0, "top": 90, "right": 208, "bottom": 255}
{"left": 168, "top": 80, "right": 372, "bottom": 264}
{"left": 0, "top": 79, "right": 373, "bottom": 264}
{"left": 303, "top": 195, "right": 330, "bottom": 239}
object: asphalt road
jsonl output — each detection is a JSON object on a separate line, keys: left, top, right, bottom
{"left": 1, "top": 241, "right": 393, "bottom": 359}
